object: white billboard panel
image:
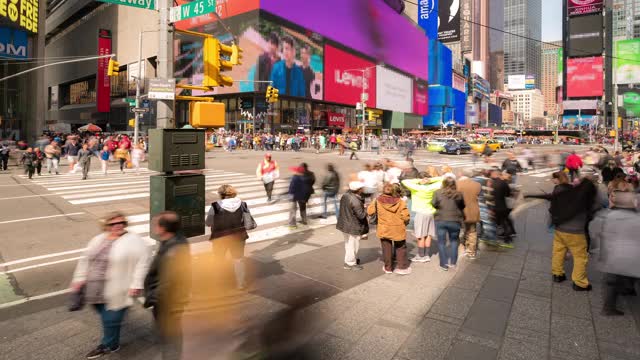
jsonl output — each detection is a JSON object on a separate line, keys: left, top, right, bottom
{"left": 376, "top": 67, "right": 412, "bottom": 113}
{"left": 507, "top": 75, "right": 526, "bottom": 90}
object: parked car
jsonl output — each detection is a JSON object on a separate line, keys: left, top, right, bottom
{"left": 427, "top": 138, "right": 457, "bottom": 152}
{"left": 469, "top": 139, "right": 501, "bottom": 153}
{"left": 441, "top": 139, "right": 472, "bottom": 155}
{"left": 494, "top": 135, "right": 517, "bottom": 149}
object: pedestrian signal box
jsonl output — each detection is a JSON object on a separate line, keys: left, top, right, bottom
{"left": 150, "top": 174, "right": 205, "bottom": 238}
{"left": 148, "top": 129, "right": 205, "bottom": 173}
{"left": 190, "top": 102, "right": 225, "bottom": 128}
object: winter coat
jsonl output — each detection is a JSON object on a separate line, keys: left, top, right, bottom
{"left": 456, "top": 177, "right": 481, "bottom": 223}
{"left": 205, "top": 198, "right": 249, "bottom": 241}
{"left": 501, "top": 159, "right": 522, "bottom": 175}
{"left": 432, "top": 190, "right": 465, "bottom": 223}
{"left": 367, "top": 195, "right": 409, "bottom": 241}
{"left": 589, "top": 208, "right": 640, "bottom": 278}
{"left": 322, "top": 170, "right": 340, "bottom": 195}
{"left": 21, "top": 152, "right": 35, "bottom": 166}
{"left": 303, "top": 171, "right": 316, "bottom": 201}
{"left": 336, "top": 191, "right": 369, "bottom": 236}
{"left": 401, "top": 178, "right": 443, "bottom": 214}
{"left": 72, "top": 232, "right": 152, "bottom": 311}
{"left": 289, "top": 175, "right": 308, "bottom": 202}
{"left": 565, "top": 154, "right": 583, "bottom": 170}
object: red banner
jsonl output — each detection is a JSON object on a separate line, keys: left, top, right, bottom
{"left": 567, "top": 56, "right": 603, "bottom": 98}
{"left": 324, "top": 44, "right": 376, "bottom": 107}
{"left": 97, "top": 29, "right": 112, "bottom": 113}
{"left": 327, "top": 112, "right": 346, "bottom": 127}
{"left": 413, "top": 80, "right": 428, "bottom": 115}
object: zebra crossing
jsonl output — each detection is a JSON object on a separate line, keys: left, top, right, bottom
{"left": 19, "top": 168, "right": 337, "bottom": 244}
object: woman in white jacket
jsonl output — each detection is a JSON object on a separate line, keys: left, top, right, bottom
{"left": 71, "top": 212, "right": 152, "bottom": 359}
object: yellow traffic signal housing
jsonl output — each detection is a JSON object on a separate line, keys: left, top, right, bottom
{"left": 231, "top": 44, "right": 243, "bottom": 65}
{"left": 268, "top": 87, "right": 279, "bottom": 103}
{"left": 203, "top": 37, "right": 234, "bottom": 88}
{"left": 265, "top": 85, "right": 273, "bottom": 100}
{"left": 107, "top": 59, "right": 120, "bottom": 76}
{"left": 128, "top": 119, "right": 135, "bottom": 127}
{"left": 190, "top": 102, "right": 225, "bottom": 128}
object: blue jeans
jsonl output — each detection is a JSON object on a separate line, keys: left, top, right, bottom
{"left": 93, "top": 304, "right": 128, "bottom": 350}
{"left": 436, "top": 221, "right": 461, "bottom": 267}
{"left": 323, "top": 192, "right": 339, "bottom": 218}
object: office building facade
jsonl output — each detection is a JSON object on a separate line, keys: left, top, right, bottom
{"left": 503, "top": 0, "right": 542, "bottom": 89}
{"left": 508, "top": 89, "right": 544, "bottom": 125}
{"left": 541, "top": 41, "right": 562, "bottom": 116}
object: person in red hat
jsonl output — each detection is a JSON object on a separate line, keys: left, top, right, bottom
{"left": 256, "top": 153, "right": 279, "bottom": 203}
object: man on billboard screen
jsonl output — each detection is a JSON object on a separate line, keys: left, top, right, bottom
{"left": 301, "top": 46, "right": 316, "bottom": 98}
{"left": 256, "top": 32, "right": 281, "bottom": 92}
{"left": 270, "top": 36, "right": 306, "bottom": 97}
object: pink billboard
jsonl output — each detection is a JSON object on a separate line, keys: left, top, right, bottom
{"left": 567, "top": 56, "right": 603, "bottom": 98}
{"left": 567, "top": 0, "right": 603, "bottom": 16}
{"left": 324, "top": 44, "right": 376, "bottom": 107}
{"left": 414, "top": 80, "right": 428, "bottom": 115}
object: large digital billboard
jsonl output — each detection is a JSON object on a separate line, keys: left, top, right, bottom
{"left": 568, "top": 14, "right": 603, "bottom": 57}
{"left": 376, "top": 67, "right": 412, "bottom": 113}
{"left": 414, "top": 80, "right": 429, "bottom": 116}
{"left": 175, "top": 14, "right": 324, "bottom": 99}
{"left": 567, "top": 0, "right": 603, "bottom": 17}
{"left": 262, "top": 0, "right": 428, "bottom": 80}
{"left": 507, "top": 75, "right": 526, "bottom": 90}
{"left": 566, "top": 56, "right": 603, "bottom": 98}
{"left": 438, "top": 0, "right": 460, "bottom": 43}
{"left": 615, "top": 39, "right": 640, "bottom": 85}
{"left": 619, "top": 85, "right": 640, "bottom": 117}
{"left": 418, "top": 0, "right": 438, "bottom": 41}
{"left": 324, "top": 44, "right": 376, "bottom": 107}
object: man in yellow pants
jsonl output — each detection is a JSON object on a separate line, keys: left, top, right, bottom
{"left": 552, "top": 230, "right": 590, "bottom": 290}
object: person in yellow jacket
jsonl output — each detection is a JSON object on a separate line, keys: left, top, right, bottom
{"left": 402, "top": 173, "right": 444, "bottom": 262}
{"left": 114, "top": 144, "right": 130, "bottom": 173}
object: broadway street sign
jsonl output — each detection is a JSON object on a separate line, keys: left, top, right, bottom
{"left": 98, "top": 0, "right": 156, "bottom": 10}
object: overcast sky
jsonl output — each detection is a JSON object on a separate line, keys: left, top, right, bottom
{"left": 541, "top": 0, "right": 563, "bottom": 42}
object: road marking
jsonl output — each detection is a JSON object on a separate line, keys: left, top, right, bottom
{"left": 2, "top": 257, "right": 83, "bottom": 274}
{"left": 0, "top": 249, "right": 86, "bottom": 267}
{"left": 0, "top": 212, "right": 85, "bottom": 225}
{"left": 0, "top": 193, "right": 60, "bottom": 201}
{"left": 0, "top": 289, "right": 71, "bottom": 310}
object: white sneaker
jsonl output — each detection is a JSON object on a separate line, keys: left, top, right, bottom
{"left": 411, "top": 255, "right": 423, "bottom": 262}
{"left": 382, "top": 266, "right": 393, "bottom": 274}
{"left": 394, "top": 267, "right": 412, "bottom": 275}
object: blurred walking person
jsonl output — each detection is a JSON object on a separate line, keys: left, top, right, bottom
{"left": 432, "top": 178, "right": 466, "bottom": 271}
{"left": 130, "top": 144, "right": 145, "bottom": 174}
{"left": 320, "top": 164, "right": 340, "bottom": 219}
{"left": 457, "top": 169, "right": 482, "bottom": 258}
{"left": 20, "top": 147, "right": 36, "bottom": 179}
{"left": 336, "top": 181, "right": 368, "bottom": 270}
{"left": 369, "top": 183, "right": 411, "bottom": 274}
{"left": 70, "top": 212, "right": 151, "bottom": 359}
{"left": 99, "top": 145, "right": 110, "bottom": 175}
{"left": 565, "top": 151, "right": 583, "bottom": 182}
{"left": 144, "top": 212, "right": 191, "bottom": 359}
{"left": 0, "top": 141, "right": 9, "bottom": 171}
{"left": 78, "top": 143, "right": 93, "bottom": 180}
{"left": 114, "top": 144, "right": 129, "bottom": 174}
{"left": 287, "top": 165, "right": 312, "bottom": 228}
{"left": 44, "top": 141, "right": 61, "bottom": 175}
{"left": 349, "top": 139, "right": 359, "bottom": 160}
{"left": 64, "top": 137, "right": 81, "bottom": 173}
{"left": 33, "top": 147, "right": 44, "bottom": 176}
{"left": 256, "top": 153, "right": 279, "bottom": 202}
{"left": 402, "top": 172, "right": 442, "bottom": 263}
{"left": 205, "top": 185, "right": 253, "bottom": 289}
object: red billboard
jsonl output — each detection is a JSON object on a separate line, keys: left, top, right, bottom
{"left": 567, "top": 0, "right": 603, "bottom": 17}
{"left": 327, "top": 112, "right": 346, "bottom": 127}
{"left": 97, "top": 29, "right": 112, "bottom": 113}
{"left": 414, "top": 80, "right": 428, "bottom": 115}
{"left": 567, "top": 56, "right": 603, "bottom": 98}
{"left": 324, "top": 44, "right": 376, "bottom": 107}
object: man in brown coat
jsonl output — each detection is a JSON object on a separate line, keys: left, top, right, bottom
{"left": 457, "top": 169, "right": 482, "bottom": 258}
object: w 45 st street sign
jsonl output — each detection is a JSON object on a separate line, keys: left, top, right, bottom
{"left": 98, "top": 0, "right": 156, "bottom": 10}
{"left": 170, "top": 0, "right": 217, "bottom": 22}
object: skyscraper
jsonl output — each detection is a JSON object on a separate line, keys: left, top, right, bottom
{"left": 503, "top": 0, "right": 542, "bottom": 89}
{"left": 541, "top": 41, "right": 562, "bottom": 116}
{"left": 612, "top": 0, "right": 640, "bottom": 40}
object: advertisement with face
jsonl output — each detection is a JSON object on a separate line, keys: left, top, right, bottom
{"left": 567, "top": 0, "right": 603, "bottom": 17}
{"left": 414, "top": 80, "right": 429, "bottom": 115}
{"left": 376, "top": 67, "right": 412, "bottom": 113}
{"left": 615, "top": 39, "right": 640, "bottom": 85}
{"left": 324, "top": 44, "right": 376, "bottom": 107}
{"left": 438, "top": 0, "right": 460, "bottom": 43}
{"left": 175, "top": 13, "right": 324, "bottom": 99}
{"left": 566, "top": 56, "right": 603, "bottom": 98}
{"left": 568, "top": 14, "right": 603, "bottom": 57}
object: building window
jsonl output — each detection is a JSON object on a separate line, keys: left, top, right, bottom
{"left": 64, "top": 78, "right": 96, "bottom": 106}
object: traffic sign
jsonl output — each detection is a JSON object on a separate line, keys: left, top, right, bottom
{"left": 131, "top": 108, "right": 149, "bottom": 113}
{"left": 123, "top": 98, "right": 136, "bottom": 106}
{"left": 170, "top": 0, "right": 216, "bottom": 23}
{"left": 98, "top": 0, "right": 156, "bottom": 10}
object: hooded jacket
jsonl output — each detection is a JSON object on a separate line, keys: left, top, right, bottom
{"left": 205, "top": 198, "right": 249, "bottom": 240}
{"left": 368, "top": 195, "right": 410, "bottom": 241}
{"left": 336, "top": 191, "right": 369, "bottom": 236}
{"left": 401, "top": 178, "right": 443, "bottom": 214}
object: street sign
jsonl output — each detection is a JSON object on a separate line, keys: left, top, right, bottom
{"left": 131, "top": 108, "right": 150, "bottom": 113}
{"left": 148, "top": 78, "right": 176, "bottom": 100}
{"left": 98, "top": 0, "right": 156, "bottom": 10}
{"left": 123, "top": 98, "right": 136, "bottom": 106}
{"left": 170, "top": 0, "right": 216, "bottom": 23}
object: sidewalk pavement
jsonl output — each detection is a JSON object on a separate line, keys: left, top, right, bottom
{"left": 1, "top": 202, "right": 639, "bottom": 360}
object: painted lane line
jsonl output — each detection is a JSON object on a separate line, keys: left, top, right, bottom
{"left": 0, "top": 212, "right": 85, "bottom": 225}
{"left": 69, "top": 193, "right": 151, "bottom": 205}
{"left": 0, "top": 289, "right": 72, "bottom": 310}
{"left": 43, "top": 173, "right": 247, "bottom": 191}
{"left": 0, "top": 193, "right": 61, "bottom": 201}
{"left": 0, "top": 248, "right": 86, "bottom": 267}
{"left": 31, "top": 170, "right": 235, "bottom": 186}
{"left": 1, "top": 257, "right": 83, "bottom": 274}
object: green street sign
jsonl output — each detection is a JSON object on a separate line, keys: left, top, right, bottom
{"left": 170, "top": 0, "right": 216, "bottom": 22}
{"left": 124, "top": 98, "right": 136, "bottom": 106}
{"left": 98, "top": 0, "right": 156, "bottom": 10}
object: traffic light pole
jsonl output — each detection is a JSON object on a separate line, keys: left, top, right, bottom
{"left": 157, "top": 0, "right": 175, "bottom": 129}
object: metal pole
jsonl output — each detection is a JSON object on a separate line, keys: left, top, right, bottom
{"left": 361, "top": 69, "right": 366, "bottom": 150}
{"left": 614, "top": 83, "right": 619, "bottom": 151}
{"left": 156, "top": 0, "right": 174, "bottom": 129}
{"left": 134, "top": 31, "right": 143, "bottom": 145}
{"left": 0, "top": 54, "right": 114, "bottom": 83}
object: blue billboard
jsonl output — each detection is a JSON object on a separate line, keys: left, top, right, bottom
{"left": 428, "top": 40, "right": 453, "bottom": 86}
{"left": 453, "top": 89, "right": 466, "bottom": 125}
{"left": 418, "top": 0, "right": 438, "bottom": 41}
{"left": 0, "top": 27, "right": 28, "bottom": 59}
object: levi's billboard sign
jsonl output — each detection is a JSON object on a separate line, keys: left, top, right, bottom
{"left": 324, "top": 44, "right": 376, "bottom": 108}
{"left": 327, "top": 112, "right": 346, "bottom": 127}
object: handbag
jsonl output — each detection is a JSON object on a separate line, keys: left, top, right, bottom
{"left": 368, "top": 200, "right": 378, "bottom": 225}
{"left": 68, "top": 284, "right": 86, "bottom": 312}
{"left": 242, "top": 202, "right": 257, "bottom": 231}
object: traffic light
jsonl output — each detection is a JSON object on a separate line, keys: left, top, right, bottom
{"left": 266, "top": 85, "right": 273, "bottom": 101}
{"left": 230, "top": 44, "right": 243, "bottom": 65}
{"left": 203, "top": 37, "right": 235, "bottom": 87}
{"left": 128, "top": 119, "right": 135, "bottom": 127}
{"left": 269, "top": 87, "right": 279, "bottom": 103}
{"left": 190, "top": 102, "right": 225, "bottom": 128}
{"left": 107, "top": 59, "right": 120, "bottom": 77}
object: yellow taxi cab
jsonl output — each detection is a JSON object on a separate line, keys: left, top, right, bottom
{"left": 469, "top": 139, "right": 501, "bottom": 153}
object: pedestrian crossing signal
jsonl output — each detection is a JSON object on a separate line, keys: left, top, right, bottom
{"left": 107, "top": 59, "right": 120, "bottom": 77}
